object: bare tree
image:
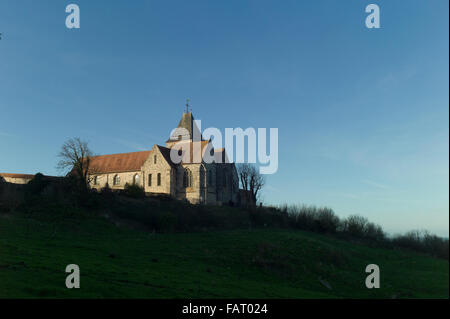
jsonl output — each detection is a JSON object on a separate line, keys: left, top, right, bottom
{"left": 57, "top": 138, "right": 94, "bottom": 189}
{"left": 237, "top": 163, "right": 265, "bottom": 205}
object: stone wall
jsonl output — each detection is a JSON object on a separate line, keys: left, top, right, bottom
{"left": 1, "top": 176, "right": 33, "bottom": 184}
{"left": 141, "top": 146, "right": 174, "bottom": 195}
{"left": 214, "top": 163, "right": 239, "bottom": 205}
{"left": 86, "top": 144, "right": 240, "bottom": 206}
{"left": 89, "top": 171, "right": 143, "bottom": 191}
{"left": 175, "top": 164, "right": 202, "bottom": 204}
{"left": 204, "top": 164, "right": 218, "bottom": 204}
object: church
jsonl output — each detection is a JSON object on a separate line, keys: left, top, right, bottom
{"left": 87, "top": 111, "right": 240, "bottom": 205}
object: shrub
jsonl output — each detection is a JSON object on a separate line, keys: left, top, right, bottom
{"left": 0, "top": 176, "right": 5, "bottom": 194}
{"left": 391, "top": 230, "right": 423, "bottom": 250}
{"left": 124, "top": 183, "right": 145, "bottom": 199}
{"left": 286, "top": 205, "right": 340, "bottom": 233}
{"left": 364, "top": 222, "right": 385, "bottom": 241}
{"left": 24, "top": 173, "right": 49, "bottom": 200}
{"left": 99, "top": 183, "right": 114, "bottom": 199}
{"left": 287, "top": 205, "right": 316, "bottom": 230}
{"left": 423, "top": 233, "right": 449, "bottom": 259}
{"left": 420, "top": 232, "right": 449, "bottom": 259}
{"left": 391, "top": 230, "right": 449, "bottom": 259}
{"left": 342, "top": 215, "right": 369, "bottom": 238}
{"left": 315, "top": 207, "right": 340, "bottom": 233}
{"left": 0, "top": 183, "right": 24, "bottom": 212}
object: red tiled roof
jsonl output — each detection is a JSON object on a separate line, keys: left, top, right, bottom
{"left": 0, "top": 173, "right": 35, "bottom": 179}
{"left": 0, "top": 173, "right": 61, "bottom": 182}
{"left": 86, "top": 145, "right": 182, "bottom": 174}
{"left": 88, "top": 151, "right": 151, "bottom": 174}
{"left": 85, "top": 140, "right": 228, "bottom": 174}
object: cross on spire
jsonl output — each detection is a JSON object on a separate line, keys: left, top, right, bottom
{"left": 185, "top": 98, "right": 190, "bottom": 113}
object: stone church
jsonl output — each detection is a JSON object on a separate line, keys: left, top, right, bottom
{"left": 88, "top": 111, "right": 240, "bottom": 205}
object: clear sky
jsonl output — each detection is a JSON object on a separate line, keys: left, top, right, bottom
{"left": 0, "top": 0, "right": 448, "bottom": 236}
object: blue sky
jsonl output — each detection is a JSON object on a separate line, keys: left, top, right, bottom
{"left": 0, "top": 0, "right": 448, "bottom": 236}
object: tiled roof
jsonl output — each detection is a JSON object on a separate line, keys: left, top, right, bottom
{"left": 0, "top": 173, "right": 61, "bottom": 182}
{"left": 88, "top": 150, "right": 151, "bottom": 174}
{"left": 86, "top": 143, "right": 196, "bottom": 174}
{"left": 0, "top": 173, "right": 35, "bottom": 179}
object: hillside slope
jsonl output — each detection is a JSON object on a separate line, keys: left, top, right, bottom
{"left": 0, "top": 213, "right": 448, "bottom": 298}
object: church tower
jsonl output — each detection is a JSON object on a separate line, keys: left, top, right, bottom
{"left": 166, "top": 101, "right": 204, "bottom": 148}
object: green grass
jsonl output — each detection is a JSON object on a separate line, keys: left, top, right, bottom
{"left": 0, "top": 212, "right": 448, "bottom": 298}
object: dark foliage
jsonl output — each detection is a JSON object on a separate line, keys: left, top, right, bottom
{"left": 24, "top": 173, "right": 49, "bottom": 202}
{"left": 1, "top": 177, "right": 447, "bottom": 260}
{"left": 391, "top": 230, "right": 449, "bottom": 260}
{"left": 123, "top": 183, "right": 145, "bottom": 199}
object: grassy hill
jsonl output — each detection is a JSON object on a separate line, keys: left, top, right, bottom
{"left": 0, "top": 211, "right": 448, "bottom": 298}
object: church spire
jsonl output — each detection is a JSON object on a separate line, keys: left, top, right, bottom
{"left": 166, "top": 103, "right": 203, "bottom": 145}
{"left": 185, "top": 98, "right": 191, "bottom": 113}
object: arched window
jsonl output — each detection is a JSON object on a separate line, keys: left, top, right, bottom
{"left": 183, "top": 168, "right": 192, "bottom": 188}
{"left": 157, "top": 173, "right": 161, "bottom": 186}
{"left": 148, "top": 174, "right": 152, "bottom": 186}
{"left": 133, "top": 174, "right": 140, "bottom": 185}
{"left": 113, "top": 174, "right": 120, "bottom": 186}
